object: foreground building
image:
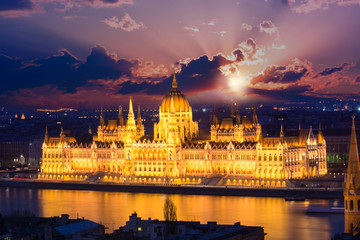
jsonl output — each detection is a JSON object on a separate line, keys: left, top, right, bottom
{"left": 118, "top": 212, "right": 265, "bottom": 240}
{"left": 40, "top": 74, "right": 327, "bottom": 187}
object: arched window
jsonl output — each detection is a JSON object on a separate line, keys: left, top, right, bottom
{"left": 346, "top": 200, "right": 348, "bottom": 210}
{"left": 350, "top": 200, "right": 354, "bottom": 211}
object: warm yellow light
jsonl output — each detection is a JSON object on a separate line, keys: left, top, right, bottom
{"left": 228, "top": 72, "right": 250, "bottom": 93}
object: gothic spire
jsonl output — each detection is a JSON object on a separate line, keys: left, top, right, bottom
{"left": 44, "top": 127, "right": 49, "bottom": 143}
{"left": 212, "top": 104, "right": 218, "bottom": 127}
{"left": 318, "top": 122, "right": 324, "bottom": 144}
{"left": 253, "top": 105, "right": 258, "bottom": 125}
{"left": 137, "top": 105, "right": 142, "bottom": 127}
{"left": 60, "top": 126, "right": 65, "bottom": 140}
{"left": 280, "top": 124, "right": 284, "bottom": 138}
{"left": 345, "top": 116, "right": 360, "bottom": 195}
{"left": 236, "top": 106, "right": 241, "bottom": 125}
{"left": 100, "top": 106, "right": 105, "bottom": 127}
{"left": 127, "top": 97, "right": 136, "bottom": 126}
{"left": 230, "top": 104, "right": 234, "bottom": 118}
{"left": 129, "top": 97, "right": 134, "bottom": 115}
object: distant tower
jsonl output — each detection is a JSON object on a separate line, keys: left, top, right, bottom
{"left": 44, "top": 127, "right": 49, "bottom": 143}
{"left": 344, "top": 116, "right": 360, "bottom": 235}
{"left": 118, "top": 105, "right": 125, "bottom": 126}
{"left": 230, "top": 104, "right": 234, "bottom": 118}
{"left": 236, "top": 107, "right": 241, "bottom": 125}
{"left": 252, "top": 105, "right": 258, "bottom": 125}
{"left": 212, "top": 105, "right": 219, "bottom": 127}
{"left": 100, "top": 107, "right": 105, "bottom": 127}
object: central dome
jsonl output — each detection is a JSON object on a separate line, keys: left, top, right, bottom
{"left": 160, "top": 74, "right": 190, "bottom": 113}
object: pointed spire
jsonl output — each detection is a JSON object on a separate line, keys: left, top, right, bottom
{"left": 299, "top": 122, "right": 302, "bottom": 131}
{"left": 44, "top": 127, "right": 49, "bottom": 143}
{"left": 100, "top": 106, "right": 105, "bottom": 127}
{"left": 60, "top": 126, "right": 65, "bottom": 140}
{"left": 344, "top": 116, "right": 360, "bottom": 195}
{"left": 172, "top": 71, "right": 178, "bottom": 89}
{"left": 137, "top": 105, "right": 142, "bottom": 126}
{"left": 230, "top": 104, "right": 234, "bottom": 118}
{"left": 129, "top": 97, "right": 134, "bottom": 115}
{"left": 118, "top": 105, "right": 125, "bottom": 126}
{"left": 213, "top": 104, "right": 218, "bottom": 127}
{"left": 318, "top": 122, "right": 324, "bottom": 144}
{"left": 127, "top": 97, "right": 136, "bottom": 127}
{"left": 88, "top": 125, "right": 92, "bottom": 135}
{"left": 236, "top": 106, "right": 241, "bottom": 125}
{"left": 280, "top": 124, "right": 284, "bottom": 138}
{"left": 253, "top": 105, "right": 258, "bottom": 125}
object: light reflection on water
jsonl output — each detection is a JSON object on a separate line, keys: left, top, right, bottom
{"left": 0, "top": 187, "right": 343, "bottom": 240}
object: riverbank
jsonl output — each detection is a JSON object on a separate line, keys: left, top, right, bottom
{"left": 0, "top": 179, "right": 343, "bottom": 199}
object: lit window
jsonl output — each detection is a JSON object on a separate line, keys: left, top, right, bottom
{"left": 138, "top": 227, "right": 142, "bottom": 231}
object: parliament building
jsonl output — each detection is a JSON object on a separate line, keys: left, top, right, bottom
{"left": 39, "top": 74, "right": 327, "bottom": 187}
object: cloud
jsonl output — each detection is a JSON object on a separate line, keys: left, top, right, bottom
{"left": 118, "top": 39, "right": 265, "bottom": 96}
{"left": 288, "top": 0, "right": 360, "bottom": 14}
{"left": 314, "top": 62, "right": 354, "bottom": 77}
{"left": 0, "top": 46, "right": 138, "bottom": 94}
{"left": 259, "top": 20, "right": 278, "bottom": 35}
{"left": 102, "top": 13, "right": 146, "bottom": 32}
{"left": 0, "top": 0, "right": 33, "bottom": 11}
{"left": 251, "top": 58, "right": 310, "bottom": 85}
{"left": 0, "top": 0, "right": 133, "bottom": 18}
{"left": 248, "top": 84, "right": 314, "bottom": 102}
{"left": 241, "top": 23, "right": 253, "bottom": 31}
{"left": 208, "top": 19, "right": 217, "bottom": 26}
{"left": 184, "top": 26, "right": 199, "bottom": 32}
{"left": 356, "top": 75, "right": 360, "bottom": 83}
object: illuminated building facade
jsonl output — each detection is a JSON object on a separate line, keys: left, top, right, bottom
{"left": 40, "top": 74, "right": 327, "bottom": 187}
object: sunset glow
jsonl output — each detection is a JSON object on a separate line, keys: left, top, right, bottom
{"left": 0, "top": 0, "right": 359, "bottom": 108}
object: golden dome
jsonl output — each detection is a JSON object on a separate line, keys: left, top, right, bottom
{"left": 160, "top": 74, "right": 190, "bottom": 113}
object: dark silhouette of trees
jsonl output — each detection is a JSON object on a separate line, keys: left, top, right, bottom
{"left": 163, "top": 196, "right": 177, "bottom": 221}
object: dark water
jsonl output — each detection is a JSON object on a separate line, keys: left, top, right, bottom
{"left": 0, "top": 187, "right": 343, "bottom": 239}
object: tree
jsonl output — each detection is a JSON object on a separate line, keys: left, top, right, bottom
{"left": 163, "top": 196, "right": 177, "bottom": 221}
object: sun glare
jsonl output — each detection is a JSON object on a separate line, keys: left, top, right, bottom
{"left": 228, "top": 73, "right": 250, "bottom": 93}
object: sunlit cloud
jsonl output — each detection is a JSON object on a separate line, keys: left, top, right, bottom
{"left": 288, "top": 0, "right": 360, "bottom": 14}
{"left": 184, "top": 26, "right": 200, "bottom": 32}
{"left": 208, "top": 19, "right": 217, "bottom": 26}
{"left": 0, "top": 0, "right": 133, "bottom": 18}
{"left": 102, "top": 13, "right": 146, "bottom": 32}
{"left": 241, "top": 23, "right": 253, "bottom": 31}
{"left": 259, "top": 20, "right": 278, "bottom": 35}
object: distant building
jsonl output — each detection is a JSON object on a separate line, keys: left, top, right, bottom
{"left": 119, "top": 212, "right": 265, "bottom": 240}
{"left": 40, "top": 74, "right": 327, "bottom": 187}
{"left": 0, "top": 141, "right": 29, "bottom": 168}
{"left": 29, "top": 138, "right": 44, "bottom": 168}
{"left": 0, "top": 213, "right": 105, "bottom": 240}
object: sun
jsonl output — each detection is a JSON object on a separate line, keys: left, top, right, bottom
{"left": 228, "top": 72, "right": 250, "bottom": 93}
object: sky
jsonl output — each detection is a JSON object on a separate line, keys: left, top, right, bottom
{"left": 0, "top": 0, "right": 360, "bottom": 109}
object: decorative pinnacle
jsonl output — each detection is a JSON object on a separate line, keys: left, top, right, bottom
{"left": 172, "top": 71, "right": 178, "bottom": 89}
{"left": 352, "top": 115, "right": 355, "bottom": 129}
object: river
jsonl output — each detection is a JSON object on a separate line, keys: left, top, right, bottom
{"left": 0, "top": 187, "right": 343, "bottom": 239}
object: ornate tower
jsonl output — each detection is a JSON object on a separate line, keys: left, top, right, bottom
{"left": 344, "top": 116, "right": 360, "bottom": 234}
{"left": 154, "top": 73, "right": 198, "bottom": 143}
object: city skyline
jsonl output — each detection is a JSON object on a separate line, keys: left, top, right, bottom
{"left": 0, "top": 0, "right": 360, "bottom": 109}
